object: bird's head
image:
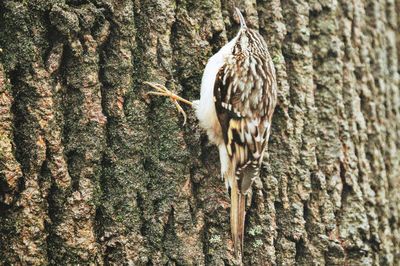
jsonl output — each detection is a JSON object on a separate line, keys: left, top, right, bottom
{"left": 233, "top": 7, "right": 268, "bottom": 55}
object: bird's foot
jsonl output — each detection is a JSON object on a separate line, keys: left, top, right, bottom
{"left": 144, "top": 81, "right": 193, "bottom": 125}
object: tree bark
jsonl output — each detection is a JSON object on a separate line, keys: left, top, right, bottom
{"left": 0, "top": 0, "right": 399, "bottom": 265}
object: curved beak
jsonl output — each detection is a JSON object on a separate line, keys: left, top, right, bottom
{"left": 235, "top": 7, "right": 247, "bottom": 29}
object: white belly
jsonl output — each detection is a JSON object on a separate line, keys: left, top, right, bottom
{"left": 195, "top": 55, "right": 224, "bottom": 145}
{"left": 195, "top": 36, "right": 238, "bottom": 145}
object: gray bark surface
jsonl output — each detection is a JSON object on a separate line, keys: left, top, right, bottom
{"left": 0, "top": 0, "right": 399, "bottom": 265}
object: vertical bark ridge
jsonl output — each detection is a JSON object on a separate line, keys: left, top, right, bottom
{"left": 132, "top": 0, "right": 196, "bottom": 264}
{"left": 272, "top": 0, "right": 314, "bottom": 265}
{"left": 308, "top": 1, "right": 342, "bottom": 265}
{"left": 1, "top": 1, "right": 55, "bottom": 264}
{"left": 170, "top": 0, "right": 226, "bottom": 264}
{"left": 0, "top": 66, "right": 23, "bottom": 209}
{"left": 309, "top": 1, "right": 348, "bottom": 265}
{"left": 336, "top": 0, "right": 379, "bottom": 264}
{"left": 254, "top": 1, "right": 285, "bottom": 264}
{"left": 46, "top": 2, "right": 109, "bottom": 264}
{"left": 362, "top": 0, "right": 396, "bottom": 263}
{"left": 96, "top": 0, "right": 148, "bottom": 265}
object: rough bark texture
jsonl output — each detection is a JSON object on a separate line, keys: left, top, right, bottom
{"left": 0, "top": 0, "right": 399, "bottom": 265}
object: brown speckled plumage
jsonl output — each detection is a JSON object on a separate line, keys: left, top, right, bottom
{"left": 213, "top": 13, "right": 277, "bottom": 258}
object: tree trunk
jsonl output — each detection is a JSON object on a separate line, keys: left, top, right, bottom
{"left": 0, "top": 0, "right": 399, "bottom": 265}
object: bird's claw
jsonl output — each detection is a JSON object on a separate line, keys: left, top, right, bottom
{"left": 144, "top": 81, "right": 192, "bottom": 125}
{"left": 173, "top": 99, "right": 188, "bottom": 125}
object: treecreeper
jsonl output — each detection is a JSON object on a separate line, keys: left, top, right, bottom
{"left": 145, "top": 7, "right": 277, "bottom": 262}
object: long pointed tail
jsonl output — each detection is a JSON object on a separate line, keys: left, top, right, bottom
{"left": 230, "top": 183, "right": 246, "bottom": 258}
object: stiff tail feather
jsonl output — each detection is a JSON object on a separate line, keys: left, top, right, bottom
{"left": 230, "top": 181, "right": 246, "bottom": 258}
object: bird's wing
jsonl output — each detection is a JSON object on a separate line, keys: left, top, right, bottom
{"left": 214, "top": 55, "right": 273, "bottom": 194}
{"left": 214, "top": 52, "right": 275, "bottom": 257}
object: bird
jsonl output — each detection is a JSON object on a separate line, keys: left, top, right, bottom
{"left": 145, "top": 7, "right": 277, "bottom": 259}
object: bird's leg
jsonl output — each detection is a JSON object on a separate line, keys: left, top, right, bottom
{"left": 144, "top": 81, "right": 193, "bottom": 106}
{"left": 144, "top": 81, "right": 193, "bottom": 125}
